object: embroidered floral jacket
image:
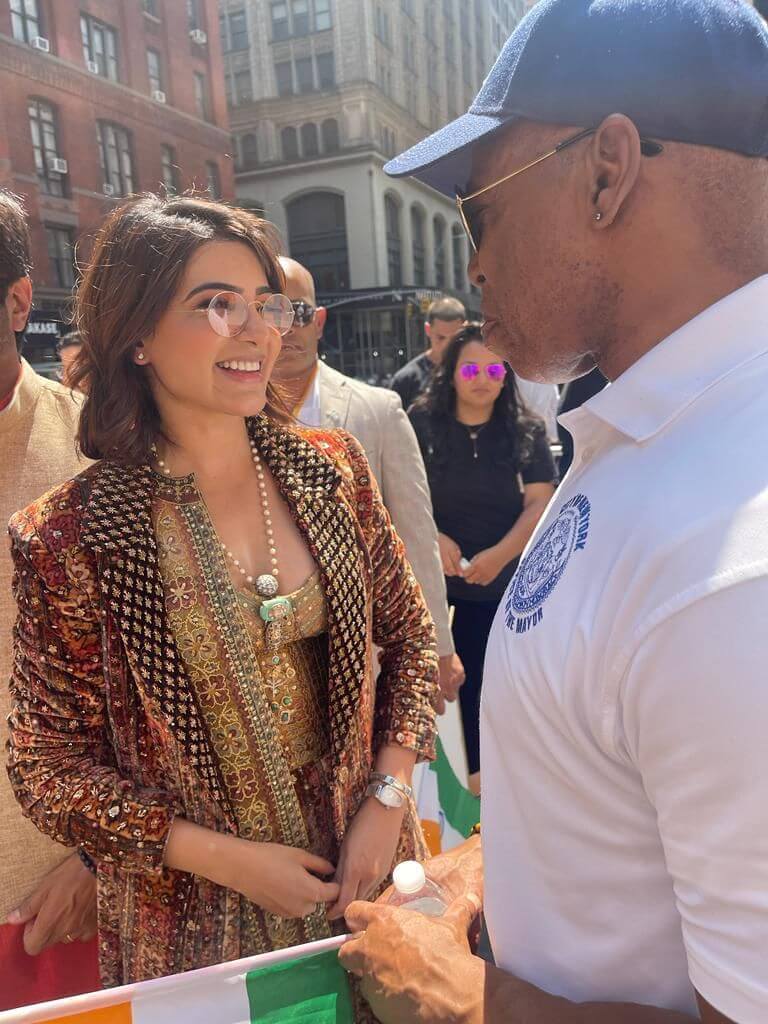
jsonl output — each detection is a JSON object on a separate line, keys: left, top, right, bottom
{"left": 7, "top": 419, "right": 438, "bottom": 986}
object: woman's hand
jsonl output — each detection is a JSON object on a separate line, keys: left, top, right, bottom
{"left": 164, "top": 820, "right": 339, "bottom": 920}
{"left": 223, "top": 838, "right": 340, "bottom": 919}
{"left": 438, "top": 533, "right": 464, "bottom": 576}
{"left": 463, "top": 545, "right": 507, "bottom": 586}
{"left": 327, "top": 798, "right": 405, "bottom": 921}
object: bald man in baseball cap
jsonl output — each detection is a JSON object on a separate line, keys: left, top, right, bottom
{"left": 340, "top": 2, "right": 768, "bottom": 1022}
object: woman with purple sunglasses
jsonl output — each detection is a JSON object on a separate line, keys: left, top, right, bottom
{"left": 409, "top": 323, "right": 556, "bottom": 793}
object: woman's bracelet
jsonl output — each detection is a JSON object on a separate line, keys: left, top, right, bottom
{"left": 77, "top": 848, "right": 97, "bottom": 875}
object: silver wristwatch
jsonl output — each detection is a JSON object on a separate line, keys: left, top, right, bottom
{"left": 366, "top": 773, "right": 413, "bottom": 810}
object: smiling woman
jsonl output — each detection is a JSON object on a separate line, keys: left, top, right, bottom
{"left": 6, "top": 193, "right": 438, "bottom": 1015}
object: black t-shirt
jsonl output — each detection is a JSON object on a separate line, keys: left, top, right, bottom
{"left": 410, "top": 410, "right": 556, "bottom": 603}
{"left": 389, "top": 353, "right": 434, "bottom": 411}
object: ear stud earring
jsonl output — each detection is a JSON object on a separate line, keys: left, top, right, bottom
{"left": 594, "top": 212, "right": 603, "bottom": 222}
{"left": 137, "top": 351, "right": 145, "bottom": 361}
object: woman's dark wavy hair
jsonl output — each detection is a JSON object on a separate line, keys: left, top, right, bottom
{"left": 411, "top": 322, "right": 540, "bottom": 475}
{"left": 71, "top": 193, "right": 288, "bottom": 465}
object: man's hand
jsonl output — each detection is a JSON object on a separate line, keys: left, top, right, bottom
{"left": 463, "top": 546, "right": 507, "bottom": 587}
{"left": 340, "top": 894, "right": 485, "bottom": 1024}
{"left": 437, "top": 533, "right": 464, "bottom": 576}
{"left": 6, "top": 853, "right": 97, "bottom": 955}
{"left": 436, "top": 653, "right": 465, "bottom": 714}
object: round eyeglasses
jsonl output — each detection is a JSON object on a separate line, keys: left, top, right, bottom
{"left": 204, "top": 292, "right": 295, "bottom": 337}
{"left": 459, "top": 361, "right": 507, "bottom": 382}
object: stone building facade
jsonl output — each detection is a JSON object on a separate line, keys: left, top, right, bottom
{"left": 221, "top": 0, "right": 527, "bottom": 382}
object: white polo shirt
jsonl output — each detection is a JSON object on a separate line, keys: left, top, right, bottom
{"left": 482, "top": 277, "right": 768, "bottom": 1023}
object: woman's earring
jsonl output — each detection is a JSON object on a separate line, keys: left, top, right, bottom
{"left": 594, "top": 211, "right": 603, "bottom": 222}
{"left": 136, "top": 351, "right": 145, "bottom": 361}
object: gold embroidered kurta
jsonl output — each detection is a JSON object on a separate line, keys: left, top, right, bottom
{"left": 7, "top": 420, "right": 438, "bottom": 988}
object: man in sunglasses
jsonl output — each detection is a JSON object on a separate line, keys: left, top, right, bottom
{"left": 340, "top": 1, "right": 768, "bottom": 1022}
{"left": 273, "top": 257, "right": 465, "bottom": 712}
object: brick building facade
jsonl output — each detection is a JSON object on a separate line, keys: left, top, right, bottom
{"left": 0, "top": 0, "right": 234, "bottom": 375}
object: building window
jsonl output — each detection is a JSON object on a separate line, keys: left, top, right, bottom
{"left": 271, "top": 0, "right": 332, "bottom": 39}
{"left": 452, "top": 222, "right": 466, "bottom": 291}
{"left": 401, "top": 0, "right": 414, "bottom": 15}
{"left": 143, "top": 0, "right": 159, "bottom": 16}
{"left": 286, "top": 191, "right": 349, "bottom": 291}
{"left": 28, "top": 99, "right": 65, "bottom": 198}
{"left": 301, "top": 123, "right": 319, "bottom": 157}
{"left": 223, "top": 8, "right": 248, "bottom": 50}
{"left": 315, "top": 0, "right": 331, "bottom": 30}
{"left": 193, "top": 71, "right": 209, "bottom": 120}
{"left": 291, "top": 0, "right": 310, "bottom": 36}
{"left": 160, "top": 144, "right": 179, "bottom": 193}
{"left": 11, "top": 0, "right": 43, "bottom": 44}
{"left": 81, "top": 14, "right": 119, "bottom": 81}
{"left": 45, "top": 226, "right": 75, "bottom": 290}
{"left": 271, "top": 1, "right": 289, "bottom": 40}
{"left": 275, "top": 60, "right": 293, "bottom": 95}
{"left": 187, "top": 0, "right": 201, "bottom": 31}
{"left": 281, "top": 126, "right": 299, "bottom": 160}
{"left": 295, "top": 56, "right": 313, "bottom": 93}
{"left": 316, "top": 52, "right": 335, "bottom": 89}
{"left": 234, "top": 69, "right": 253, "bottom": 105}
{"left": 321, "top": 118, "right": 339, "bottom": 152}
{"left": 385, "top": 195, "right": 402, "bottom": 287}
{"left": 205, "top": 161, "right": 222, "bottom": 199}
{"left": 147, "top": 49, "right": 163, "bottom": 94}
{"left": 411, "top": 206, "right": 426, "bottom": 286}
{"left": 239, "top": 133, "right": 259, "bottom": 169}
{"left": 434, "top": 216, "right": 446, "bottom": 289}
{"left": 97, "top": 122, "right": 135, "bottom": 196}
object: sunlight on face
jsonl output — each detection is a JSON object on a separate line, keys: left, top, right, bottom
{"left": 139, "top": 240, "right": 283, "bottom": 423}
{"left": 453, "top": 340, "right": 506, "bottom": 413}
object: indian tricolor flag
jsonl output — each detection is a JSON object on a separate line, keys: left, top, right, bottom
{"left": 0, "top": 937, "right": 353, "bottom": 1024}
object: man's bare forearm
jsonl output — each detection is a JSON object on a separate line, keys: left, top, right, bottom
{"left": 481, "top": 964, "right": 697, "bottom": 1024}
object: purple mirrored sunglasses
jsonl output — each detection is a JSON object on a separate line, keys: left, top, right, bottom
{"left": 459, "top": 361, "right": 507, "bottom": 382}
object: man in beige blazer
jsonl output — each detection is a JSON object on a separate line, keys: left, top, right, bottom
{"left": 0, "top": 192, "right": 97, "bottom": 1009}
{"left": 274, "top": 257, "right": 464, "bottom": 707}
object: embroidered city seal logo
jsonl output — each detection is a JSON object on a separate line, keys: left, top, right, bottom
{"left": 505, "top": 494, "right": 591, "bottom": 633}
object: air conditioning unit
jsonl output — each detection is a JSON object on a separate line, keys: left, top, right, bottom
{"left": 151, "top": 89, "right": 167, "bottom": 103}
{"left": 189, "top": 29, "right": 207, "bottom": 45}
{"left": 102, "top": 183, "right": 116, "bottom": 197}
{"left": 31, "top": 36, "right": 50, "bottom": 52}
{"left": 87, "top": 59, "right": 99, "bottom": 74}
{"left": 48, "top": 156, "right": 68, "bottom": 175}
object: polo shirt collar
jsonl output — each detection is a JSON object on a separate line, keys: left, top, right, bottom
{"left": 564, "top": 275, "right": 768, "bottom": 444}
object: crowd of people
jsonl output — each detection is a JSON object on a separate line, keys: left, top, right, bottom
{"left": 2, "top": 0, "right": 768, "bottom": 1022}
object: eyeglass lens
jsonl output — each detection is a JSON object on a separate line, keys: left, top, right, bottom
{"left": 291, "top": 301, "right": 316, "bottom": 327}
{"left": 207, "top": 292, "right": 295, "bottom": 337}
{"left": 460, "top": 362, "right": 507, "bottom": 381}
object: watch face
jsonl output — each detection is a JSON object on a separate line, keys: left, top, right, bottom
{"left": 379, "top": 785, "right": 405, "bottom": 808}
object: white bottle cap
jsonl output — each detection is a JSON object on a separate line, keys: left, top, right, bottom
{"left": 392, "top": 860, "right": 426, "bottom": 895}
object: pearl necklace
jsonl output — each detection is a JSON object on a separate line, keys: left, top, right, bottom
{"left": 151, "top": 441, "right": 281, "bottom": 599}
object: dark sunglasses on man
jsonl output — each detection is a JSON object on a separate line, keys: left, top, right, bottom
{"left": 291, "top": 300, "right": 317, "bottom": 327}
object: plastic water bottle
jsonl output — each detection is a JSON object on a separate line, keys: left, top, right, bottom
{"left": 388, "top": 861, "right": 448, "bottom": 917}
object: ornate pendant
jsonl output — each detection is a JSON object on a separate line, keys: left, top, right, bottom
{"left": 259, "top": 595, "right": 299, "bottom": 650}
{"left": 255, "top": 573, "right": 279, "bottom": 598}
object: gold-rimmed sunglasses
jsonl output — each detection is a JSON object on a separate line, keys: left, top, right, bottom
{"left": 456, "top": 127, "right": 664, "bottom": 253}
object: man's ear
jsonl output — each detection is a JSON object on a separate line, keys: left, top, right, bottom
{"left": 425, "top": 321, "right": 432, "bottom": 340}
{"left": 587, "top": 113, "right": 643, "bottom": 227}
{"left": 315, "top": 306, "right": 328, "bottom": 332}
{"left": 7, "top": 277, "right": 33, "bottom": 334}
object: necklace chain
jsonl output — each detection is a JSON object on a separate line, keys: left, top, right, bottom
{"left": 151, "top": 441, "right": 280, "bottom": 596}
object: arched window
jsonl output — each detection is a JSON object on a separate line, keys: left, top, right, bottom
{"left": 452, "top": 222, "right": 466, "bottom": 291}
{"left": 286, "top": 191, "right": 349, "bottom": 291}
{"left": 411, "top": 206, "right": 426, "bottom": 287}
{"left": 385, "top": 194, "right": 402, "bottom": 286}
{"left": 240, "top": 132, "right": 258, "bottom": 169}
{"left": 300, "top": 122, "right": 319, "bottom": 157}
{"left": 321, "top": 118, "right": 340, "bottom": 152}
{"left": 281, "top": 126, "right": 298, "bottom": 161}
{"left": 433, "top": 216, "right": 447, "bottom": 289}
